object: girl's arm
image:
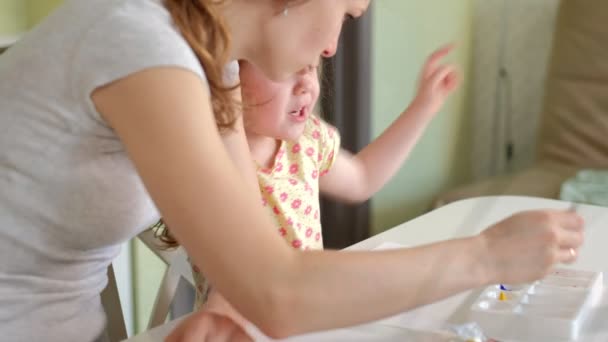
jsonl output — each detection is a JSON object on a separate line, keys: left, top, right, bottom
{"left": 92, "top": 67, "right": 582, "bottom": 338}
{"left": 320, "top": 45, "right": 459, "bottom": 203}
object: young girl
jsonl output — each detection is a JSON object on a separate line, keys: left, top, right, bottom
{"left": 192, "top": 44, "right": 460, "bottom": 324}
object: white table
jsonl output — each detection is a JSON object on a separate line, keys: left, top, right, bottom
{"left": 0, "top": 34, "right": 22, "bottom": 49}
{"left": 126, "top": 196, "right": 608, "bottom": 341}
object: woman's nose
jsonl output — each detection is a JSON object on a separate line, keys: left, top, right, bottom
{"left": 322, "top": 42, "right": 337, "bottom": 58}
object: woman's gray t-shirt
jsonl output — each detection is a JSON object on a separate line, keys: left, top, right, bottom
{"left": 0, "top": 0, "right": 214, "bottom": 340}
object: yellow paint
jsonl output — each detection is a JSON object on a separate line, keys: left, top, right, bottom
{"left": 499, "top": 291, "right": 507, "bottom": 301}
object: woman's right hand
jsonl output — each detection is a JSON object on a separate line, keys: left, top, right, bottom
{"left": 204, "top": 289, "right": 250, "bottom": 329}
{"left": 478, "top": 209, "right": 585, "bottom": 285}
{"left": 165, "top": 309, "right": 252, "bottom": 342}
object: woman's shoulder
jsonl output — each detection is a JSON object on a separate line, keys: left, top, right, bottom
{"left": 63, "top": 0, "right": 209, "bottom": 109}
{"left": 73, "top": 0, "right": 204, "bottom": 77}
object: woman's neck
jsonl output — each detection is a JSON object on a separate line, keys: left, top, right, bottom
{"left": 247, "top": 132, "right": 282, "bottom": 170}
{"left": 220, "top": 1, "right": 261, "bottom": 61}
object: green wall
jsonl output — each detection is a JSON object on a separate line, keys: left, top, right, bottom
{"left": 132, "top": 240, "right": 166, "bottom": 333}
{"left": 0, "top": 0, "right": 63, "bottom": 34}
{"left": 371, "top": 0, "right": 474, "bottom": 234}
{"left": 27, "top": 0, "right": 64, "bottom": 27}
{"left": 0, "top": 0, "right": 27, "bottom": 34}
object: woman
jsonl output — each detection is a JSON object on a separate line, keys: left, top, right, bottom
{"left": 0, "top": 0, "right": 583, "bottom": 341}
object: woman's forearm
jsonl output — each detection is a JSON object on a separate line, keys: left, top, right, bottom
{"left": 267, "top": 236, "right": 489, "bottom": 337}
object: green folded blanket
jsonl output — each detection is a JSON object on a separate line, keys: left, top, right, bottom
{"left": 560, "top": 170, "right": 608, "bottom": 206}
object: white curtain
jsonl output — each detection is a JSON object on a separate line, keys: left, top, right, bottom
{"left": 471, "top": 0, "right": 560, "bottom": 179}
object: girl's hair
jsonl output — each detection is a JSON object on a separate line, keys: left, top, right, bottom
{"left": 164, "top": 0, "right": 238, "bottom": 132}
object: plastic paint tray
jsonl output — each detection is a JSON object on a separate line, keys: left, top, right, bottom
{"left": 470, "top": 269, "right": 603, "bottom": 340}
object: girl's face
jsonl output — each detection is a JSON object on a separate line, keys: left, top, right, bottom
{"left": 240, "top": 61, "right": 320, "bottom": 142}
{"left": 245, "top": 0, "right": 370, "bottom": 81}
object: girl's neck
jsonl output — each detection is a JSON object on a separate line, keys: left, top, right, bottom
{"left": 247, "top": 132, "right": 282, "bottom": 170}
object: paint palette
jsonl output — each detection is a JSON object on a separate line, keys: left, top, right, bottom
{"left": 470, "top": 269, "right": 603, "bottom": 340}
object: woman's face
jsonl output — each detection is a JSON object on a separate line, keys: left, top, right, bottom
{"left": 249, "top": 0, "right": 370, "bottom": 81}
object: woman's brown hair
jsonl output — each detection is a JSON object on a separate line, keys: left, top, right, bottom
{"left": 156, "top": 0, "right": 239, "bottom": 248}
{"left": 164, "top": 0, "right": 238, "bottom": 131}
